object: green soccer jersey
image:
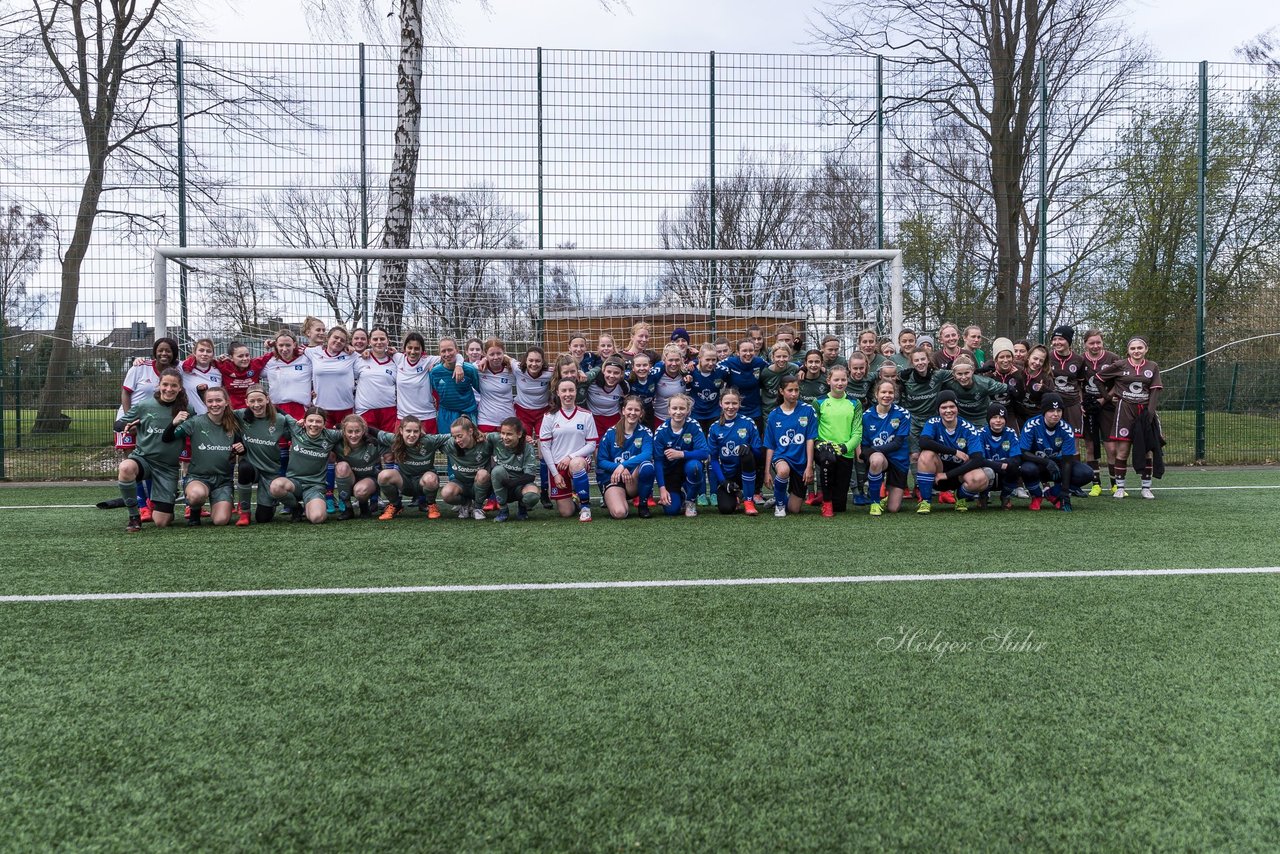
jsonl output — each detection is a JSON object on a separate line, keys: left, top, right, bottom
{"left": 121, "top": 397, "right": 186, "bottom": 471}
{"left": 902, "top": 369, "right": 954, "bottom": 428}
{"left": 235, "top": 410, "right": 295, "bottom": 476}
{"left": 815, "top": 393, "right": 863, "bottom": 458}
{"left": 760, "top": 364, "right": 797, "bottom": 414}
{"left": 846, "top": 376, "right": 873, "bottom": 408}
{"left": 425, "top": 434, "right": 493, "bottom": 484}
{"left": 378, "top": 430, "right": 438, "bottom": 480}
{"left": 943, "top": 375, "right": 1008, "bottom": 424}
{"left": 799, "top": 376, "right": 829, "bottom": 407}
{"left": 172, "top": 414, "right": 236, "bottom": 479}
{"left": 486, "top": 433, "right": 539, "bottom": 478}
{"left": 286, "top": 422, "right": 340, "bottom": 484}
{"left": 336, "top": 434, "right": 389, "bottom": 479}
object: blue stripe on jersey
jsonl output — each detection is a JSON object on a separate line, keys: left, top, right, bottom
{"left": 1020, "top": 415, "right": 1077, "bottom": 459}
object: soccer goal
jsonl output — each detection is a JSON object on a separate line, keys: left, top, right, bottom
{"left": 151, "top": 246, "right": 903, "bottom": 357}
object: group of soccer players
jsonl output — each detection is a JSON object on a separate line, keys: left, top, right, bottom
{"left": 110, "top": 316, "right": 1164, "bottom": 531}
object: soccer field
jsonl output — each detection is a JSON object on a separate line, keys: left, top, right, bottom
{"left": 2, "top": 469, "right": 1279, "bottom": 850}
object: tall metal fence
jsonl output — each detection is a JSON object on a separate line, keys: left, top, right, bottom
{"left": 0, "top": 40, "right": 1277, "bottom": 479}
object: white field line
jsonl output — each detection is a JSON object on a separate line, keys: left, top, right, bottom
{"left": 2, "top": 566, "right": 1279, "bottom": 605}
{"left": 3, "top": 483, "right": 1280, "bottom": 511}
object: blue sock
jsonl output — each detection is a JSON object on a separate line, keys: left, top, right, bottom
{"left": 741, "top": 469, "right": 756, "bottom": 499}
{"left": 278, "top": 447, "right": 289, "bottom": 476}
{"left": 916, "top": 473, "right": 936, "bottom": 502}
{"left": 958, "top": 484, "right": 977, "bottom": 500}
{"left": 572, "top": 469, "right": 590, "bottom": 505}
{"left": 1028, "top": 480, "right": 1043, "bottom": 497}
{"left": 773, "top": 475, "right": 788, "bottom": 507}
{"left": 868, "top": 471, "right": 884, "bottom": 503}
{"left": 325, "top": 463, "right": 335, "bottom": 493}
{"left": 1048, "top": 484, "right": 1061, "bottom": 500}
{"left": 539, "top": 462, "right": 549, "bottom": 491}
{"left": 135, "top": 481, "right": 148, "bottom": 505}
{"left": 665, "top": 489, "right": 682, "bottom": 516}
{"left": 636, "top": 463, "right": 655, "bottom": 500}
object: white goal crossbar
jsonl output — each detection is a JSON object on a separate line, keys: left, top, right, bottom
{"left": 152, "top": 246, "right": 903, "bottom": 341}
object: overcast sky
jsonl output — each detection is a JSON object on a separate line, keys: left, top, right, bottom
{"left": 206, "top": 0, "right": 1275, "bottom": 63}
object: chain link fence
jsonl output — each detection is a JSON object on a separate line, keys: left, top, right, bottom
{"left": 0, "top": 41, "right": 1277, "bottom": 479}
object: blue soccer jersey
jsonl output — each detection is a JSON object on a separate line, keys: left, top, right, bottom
{"left": 597, "top": 424, "right": 654, "bottom": 479}
{"left": 980, "top": 425, "right": 1019, "bottom": 462}
{"left": 652, "top": 419, "right": 710, "bottom": 486}
{"left": 1020, "top": 414, "right": 1078, "bottom": 460}
{"left": 429, "top": 360, "right": 480, "bottom": 414}
{"left": 686, "top": 366, "right": 730, "bottom": 423}
{"left": 718, "top": 355, "right": 769, "bottom": 418}
{"left": 920, "top": 416, "right": 984, "bottom": 464}
{"left": 861, "top": 404, "right": 912, "bottom": 469}
{"left": 707, "top": 415, "right": 762, "bottom": 479}
{"left": 763, "top": 402, "right": 818, "bottom": 469}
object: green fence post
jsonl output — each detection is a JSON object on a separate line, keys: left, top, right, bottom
{"left": 1038, "top": 58, "right": 1048, "bottom": 344}
{"left": 359, "top": 43, "right": 370, "bottom": 326}
{"left": 709, "top": 50, "right": 717, "bottom": 337}
{"left": 876, "top": 55, "right": 885, "bottom": 333}
{"left": 0, "top": 342, "right": 6, "bottom": 481}
{"left": 1195, "top": 60, "right": 1208, "bottom": 462}
{"left": 1226, "top": 362, "right": 1239, "bottom": 413}
{"left": 536, "top": 47, "right": 545, "bottom": 344}
{"left": 176, "top": 39, "right": 190, "bottom": 346}
{"left": 13, "top": 356, "right": 20, "bottom": 450}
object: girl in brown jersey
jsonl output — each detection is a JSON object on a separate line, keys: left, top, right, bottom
{"left": 1097, "top": 336, "right": 1163, "bottom": 499}
{"left": 1081, "top": 330, "right": 1121, "bottom": 495}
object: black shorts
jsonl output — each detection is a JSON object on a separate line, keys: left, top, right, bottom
{"left": 770, "top": 460, "right": 808, "bottom": 499}
{"left": 884, "top": 463, "right": 909, "bottom": 491}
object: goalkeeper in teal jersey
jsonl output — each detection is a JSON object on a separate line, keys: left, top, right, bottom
{"left": 113, "top": 367, "right": 190, "bottom": 532}
{"left": 487, "top": 416, "right": 542, "bottom": 521}
{"left": 333, "top": 413, "right": 391, "bottom": 520}
{"left": 268, "top": 407, "right": 342, "bottom": 524}
{"left": 164, "top": 386, "right": 241, "bottom": 527}
{"left": 234, "top": 385, "right": 295, "bottom": 525}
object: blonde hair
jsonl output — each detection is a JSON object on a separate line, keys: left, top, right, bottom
{"left": 661, "top": 342, "right": 684, "bottom": 364}
{"left": 339, "top": 413, "right": 369, "bottom": 455}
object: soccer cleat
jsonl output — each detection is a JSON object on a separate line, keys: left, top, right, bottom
{"left": 471, "top": 506, "right": 487, "bottom": 521}
{"left": 852, "top": 493, "right": 871, "bottom": 506}
{"left": 184, "top": 504, "right": 192, "bottom": 520}
{"left": 1088, "top": 483, "right": 1102, "bottom": 497}
{"left": 426, "top": 503, "right": 441, "bottom": 519}
{"left": 938, "top": 490, "right": 955, "bottom": 505}
{"left": 540, "top": 490, "right": 553, "bottom": 509}
{"left": 774, "top": 504, "right": 787, "bottom": 518}
{"left": 290, "top": 506, "right": 306, "bottom": 523}
{"left": 647, "top": 497, "right": 658, "bottom": 507}
{"left": 1110, "top": 484, "right": 1119, "bottom": 495}
{"left": 325, "top": 496, "right": 336, "bottom": 514}
{"left": 235, "top": 511, "right": 251, "bottom": 527}
{"left": 684, "top": 502, "right": 698, "bottom": 518}
{"left": 1029, "top": 497, "right": 1043, "bottom": 511}
{"left": 637, "top": 502, "right": 652, "bottom": 519}
{"left": 417, "top": 497, "right": 429, "bottom": 513}
{"left": 821, "top": 501, "right": 834, "bottom": 518}
{"left": 1141, "top": 487, "right": 1155, "bottom": 500}
{"left": 1047, "top": 495, "right": 1062, "bottom": 510}
{"left": 335, "top": 495, "right": 348, "bottom": 513}
{"left": 805, "top": 492, "right": 822, "bottom": 507}
{"left": 696, "top": 493, "right": 710, "bottom": 507}
{"left": 916, "top": 500, "right": 931, "bottom": 515}
{"left": 483, "top": 497, "right": 501, "bottom": 512}
{"left": 743, "top": 498, "right": 759, "bottom": 516}
{"left": 868, "top": 502, "right": 883, "bottom": 517}
{"left": 1061, "top": 501, "right": 1074, "bottom": 512}
{"left": 125, "top": 515, "right": 143, "bottom": 533}
{"left": 954, "top": 498, "right": 968, "bottom": 513}
{"left": 456, "top": 503, "right": 470, "bottom": 519}
{"left": 516, "top": 506, "right": 530, "bottom": 521}
{"left": 494, "top": 508, "right": 510, "bottom": 522}
{"left": 1013, "top": 486, "right": 1031, "bottom": 499}
{"left": 378, "top": 504, "right": 401, "bottom": 521}
{"left": 1113, "top": 487, "right": 1127, "bottom": 499}
{"left": 579, "top": 504, "right": 593, "bottom": 523}
{"left": 1002, "top": 497, "right": 1014, "bottom": 511}
{"left": 139, "top": 504, "right": 153, "bottom": 523}
{"left": 186, "top": 512, "right": 202, "bottom": 528}
{"left": 1069, "top": 487, "right": 1086, "bottom": 498}
{"left": 338, "top": 505, "right": 355, "bottom": 521}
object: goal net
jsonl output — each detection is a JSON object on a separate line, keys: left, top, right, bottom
{"left": 151, "top": 247, "right": 903, "bottom": 359}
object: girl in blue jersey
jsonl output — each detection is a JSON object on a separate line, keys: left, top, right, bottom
{"left": 430, "top": 337, "right": 482, "bottom": 429}
{"left": 762, "top": 376, "right": 818, "bottom": 518}
{"left": 627, "top": 351, "right": 660, "bottom": 426}
{"left": 862, "top": 378, "right": 913, "bottom": 516}
{"left": 653, "top": 393, "right": 709, "bottom": 518}
{"left": 718, "top": 338, "right": 769, "bottom": 432}
{"left": 916, "top": 390, "right": 990, "bottom": 514}
{"left": 685, "top": 343, "right": 729, "bottom": 506}
{"left": 1019, "top": 393, "right": 1093, "bottom": 512}
{"left": 597, "top": 395, "right": 656, "bottom": 520}
{"left": 708, "top": 387, "right": 762, "bottom": 516}
{"left": 978, "top": 402, "right": 1022, "bottom": 510}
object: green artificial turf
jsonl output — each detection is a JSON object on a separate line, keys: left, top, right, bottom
{"left": 1, "top": 470, "right": 1279, "bottom": 850}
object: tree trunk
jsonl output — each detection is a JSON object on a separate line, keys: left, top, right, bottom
{"left": 33, "top": 147, "right": 108, "bottom": 434}
{"left": 373, "top": 0, "right": 424, "bottom": 341}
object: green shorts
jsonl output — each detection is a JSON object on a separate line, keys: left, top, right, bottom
{"left": 257, "top": 473, "right": 277, "bottom": 507}
{"left": 288, "top": 477, "right": 328, "bottom": 505}
{"left": 191, "top": 474, "right": 234, "bottom": 505}
{"left": 130, "top": 455, "right": 180, "bottom": 505}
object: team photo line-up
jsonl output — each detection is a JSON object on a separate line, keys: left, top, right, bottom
{"left": 111, "top": 315, "right": 1165, "bottom": 531}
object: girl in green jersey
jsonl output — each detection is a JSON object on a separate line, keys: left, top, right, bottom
{"left": 487, "top": 416, "right": 541, "bottom": 522}
{"left": 235, "top": 385, "right": 289, "bottom": 525}
{"left": 165, "top": 386, "right": 242, "bottom": 527}
{"left": 436, "top": 415, "right": 494, "bottom": 520}
{"left": 377, "top": 416, "right": 442, "bottom": 520}
{"left": 334, "top": 414, "right": 388, "bottom": 520}
{"left": 114, "top": 368, "right": 190, "bottom": 532}
{"left": 269, "top": 407, "right": 341, "bottom": 524}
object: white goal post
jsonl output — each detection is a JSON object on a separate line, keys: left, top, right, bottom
{"left": 152, "top": 246, "right": 904, "bottom": 344}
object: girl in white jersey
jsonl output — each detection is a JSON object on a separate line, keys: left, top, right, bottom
{"left": 181, "top": 338, "right": 223, "bottom": 416}
{"left": 512, "top": 346, "right": 553, "bottom": 507}
{"left": 476, "top": 338, "right": 517, "bottom": 432}
{"left": 539, "top": 378, "right": 599, "bottom": 522}
{"left": 305, "top": 326, "right": 357, "bottom": 429}
{"left": 651, "top": 343, "right": 688, "bottom": 424}
{"left": 354, "top": 327, "right": 399, "bottom": 433}
{"left": 258, "top": 329, "right": 313, "bottom": 477}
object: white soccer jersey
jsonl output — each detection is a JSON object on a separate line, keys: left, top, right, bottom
{"left": 512, "top": 364, "right": 552, "bottom": 410}
{"left": 586, "top": 380, "right": 624, "bottom": 416}
{"left": 652, "top": 370, "right": 686, "bottom": 421}
{"left": 181, "top": 362, "right": 223, "bottom": 416}
{"left": 304, "top": 346, "right": 356, "bottom": 410}
{"left": 538, "top": 406, "right": 598, "bottom": 466}
{"left": 262, "top": 353, "right": 313, "bottom": 407}
{"left": 355, "top": 354, "right": 398, "bottom": 412}
{"left": 121, "top": 363, "right": 163, "bottom": 412}
{"left": 394, "top": 353, "right": 441, "bottom": 420}
{"left": 476, "top": 364, "right": 516, "bottom": 427}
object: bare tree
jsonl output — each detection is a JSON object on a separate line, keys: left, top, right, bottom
{"left": 815, "top": 0, "right": 1148, "bottom": 337}
{"left": 804, "top": 153, "right": 876, "bottom": 328}
{"left": 0, "top": 201, "right": 52, "bottom": 333}
{"left": 199, "top": 217, "right": 281, "bottom": 340}
{"left": 0, "top": 1, "right": 304, "bottom": 432}
{"left": 263, "top": 174, "right": 382, "bottom": 328}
